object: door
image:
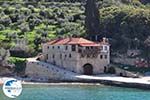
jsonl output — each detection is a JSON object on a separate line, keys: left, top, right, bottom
{"left": 83, "top": 64, "right": 93, "bottom": 75}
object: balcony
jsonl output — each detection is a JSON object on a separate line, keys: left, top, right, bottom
{"left": 78, "top": 47, "right": 101, "bottom": 58}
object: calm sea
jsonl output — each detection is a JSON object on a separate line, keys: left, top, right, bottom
{"left": 0, "top": 84, "right": 150, "bottom": 100}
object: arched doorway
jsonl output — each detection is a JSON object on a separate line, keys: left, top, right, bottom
{"left": 83, "top": 64, "right": 93, "bottom": 75}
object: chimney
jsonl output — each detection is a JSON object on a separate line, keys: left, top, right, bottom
{"left": 95, "top": 35, "right": 98, "bottom": 41}
{"left": 102, "top": 37, "right": 108, "bottom": 43}
{"left": 69, "top": 35, "right": 72, "bottom": 41}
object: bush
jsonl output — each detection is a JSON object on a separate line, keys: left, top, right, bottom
{"left": 0, "top": 24, "right": 5, "bottom": 30}
{"left": 9, "top": 57, "right": 26, "bottom": 74}
{"left": 107, "top": 67, "right": 116, "bottom": 74}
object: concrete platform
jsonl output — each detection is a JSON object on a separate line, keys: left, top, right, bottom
{"left": 75, "top": 75, "right": 150, "bottom": 89}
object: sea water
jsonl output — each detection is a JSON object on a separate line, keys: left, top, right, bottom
{"left": 0, "top": 85, "right": 150, "bottom": 100}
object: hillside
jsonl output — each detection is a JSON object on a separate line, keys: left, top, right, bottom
{"left": 0, "top": 2, "right": 85, "bottom": 56}
{"left": 0, "top": 0, "right": 149, "bottom": 57}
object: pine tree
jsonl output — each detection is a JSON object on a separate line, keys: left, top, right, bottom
{"left": 85, "top": 0, "right": 101, "bottom": 41}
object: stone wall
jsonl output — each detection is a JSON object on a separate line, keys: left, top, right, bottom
{"left": 112, "top": 57, "right": 136, "bottom": 66}
{"left": 25, "top": 59, "right": 78, "bottom": 81}
{"left": 116, "top": 67, "right": 136, "bottom": 77}
{"left": 77, "top": 53, "right": 109, "bottom": 74}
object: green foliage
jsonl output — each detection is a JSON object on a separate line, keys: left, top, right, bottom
{"left": 0, "top": 2, "right": 84, "bottom": 56}
{"left": 0, "top": 0, "right": 149, "bottom": 57}
{"left": 107, "top": 67, "right": 116, "bottom": 74}
{"left": 9, "top": 57, "right": 26, "bottom": 73}
{"left": 99, "top": 5, "right": 150, "bottom": 51}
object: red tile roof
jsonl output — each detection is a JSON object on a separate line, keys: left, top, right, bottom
{"left": 79, "top": 43, "right": 100, "bottom": 47}
{"left": 46, "top": 37, "right": 107, "bottom": 46}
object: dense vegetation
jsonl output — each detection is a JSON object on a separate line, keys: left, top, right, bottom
{"left": 0, "top": 0, "right": 149, "bottom": 58}
{"left": 0, "top": 1, "right": 85, "bottom": 56}
{"left": 9, "top": 57, "right": 26, "bottom": 74}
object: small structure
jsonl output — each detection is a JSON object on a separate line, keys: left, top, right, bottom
{"left": 41, "top": 37, "right": 110, "bottom": 75}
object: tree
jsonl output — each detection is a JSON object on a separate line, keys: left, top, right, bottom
{"left": 34, "top": 36, "right": 42, "bottom": 50}
{"left": 85, "top": 0, "right": 101, "bottom": 41}
{"left": 144, "top": 36, "right": 150, "bottom": 67}
{"left": 107, "top": 66, "right": 116, "bottom": 74}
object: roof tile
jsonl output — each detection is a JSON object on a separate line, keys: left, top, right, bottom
{"left": 46, "top": 37, "right": 108, "bottom": 46}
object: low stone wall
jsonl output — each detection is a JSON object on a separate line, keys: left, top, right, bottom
{"left": 25, "top": 59, "right": 79, "bottom": 81}
{"left": 114, "top": 67, "right": 137, "bottom": 77}
{"left": 112, "top": 57, "right": 136, "bottom": 66}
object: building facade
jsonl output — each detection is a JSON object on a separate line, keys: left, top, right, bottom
{"left": 41, "top": 37, "right": 110, "bottom": 75}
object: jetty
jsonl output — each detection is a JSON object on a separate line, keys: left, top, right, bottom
{"left": 75, "top": 75, "right": 150, "bottom": 90}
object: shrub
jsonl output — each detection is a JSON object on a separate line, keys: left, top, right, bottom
{"left": 9, "top": 57, "right": 26, "bottom": 74}
{"left": 107, "top": 67, "right": 116, "bottom": 74}
{"left": 0, "top": 24, "right": 5, "bottom": 30}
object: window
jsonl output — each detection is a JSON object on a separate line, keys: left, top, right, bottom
{"left": 105, "top": 55, "right": 107, "bottom": 59}
{"left": 86, "top": 47, "right": 90, "bottom": 49}
{"left": 72, "top": 45, "right": 76, "bottom": 51}
{"left": 105, "top": 46, "right": 107, "bottom": 51}
{"left": 65, "top": 55, "right": 67, "bottom": 58}
{"left": 52, "top": 46, "right": 54, "bottom": 49}
{"left": 52, "top": 54, "right": 55, "bottom": 58}
{"left": 47, "top": 46, "right": 49, "bottom": 49}
{"left": 60, "top": 54, "right": 62, "bottom": 59}
{"left": 69, "top": 54, "right": 71, "bottom": 58}
{"left": 46, "top": 54, "right": 48, "bottom": 59}
{"left": 65, "top": 46, "right": 68, "bottom": 50}
{"left": 100, "top": 55, "right": 103, "bottom": 59}
{"left": 78, "top": 48, "right": 82, "bottom": 53}
{"left": 87, "top": 54, "right": 90, "bottom": 58}
{"left": 58, "top": 46, "right": 60, "bottom": 49}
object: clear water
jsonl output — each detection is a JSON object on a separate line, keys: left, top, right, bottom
{"left": 0, "top": 85, "right": 150, "bottom": 100}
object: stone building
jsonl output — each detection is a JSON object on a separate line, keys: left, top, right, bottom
{"left": 41, "top": 37, "right": 110, "bottom": 75}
